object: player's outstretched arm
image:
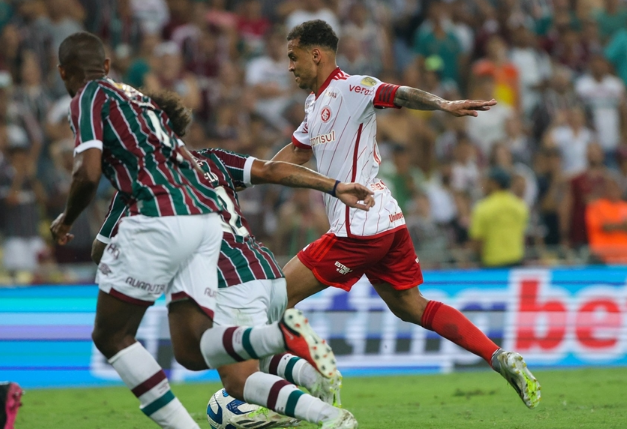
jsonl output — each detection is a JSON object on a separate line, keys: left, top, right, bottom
{"left": 50, "top": 148, "right": 102, "bottom": 245}
{"left": 271, "top": 143, "right": 313, "bottom": 165}
{"left": 393, "top": 86, "right": 497, "bottom": 117}
{"left": 251, "top": 159, "right": 375, "bottom": 211}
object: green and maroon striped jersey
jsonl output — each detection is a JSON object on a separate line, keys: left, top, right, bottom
{"left": 69, "top": 77, "right": 221, "bottom": 217}
{"left": 98, "top": 148, "right": 284, "bottom": 288}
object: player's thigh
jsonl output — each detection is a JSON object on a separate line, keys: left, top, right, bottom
{"left": 168, "top": 213, "right": 223, "bottom": 319}
{"left": 168, "top": 299, "right": 213, "bottom": 371}
{"left": 92, "top": 290, "right": 149, "bottom": 358}
{"left": 217, "top": 360, "right": 260, "bottom": 400}
{"left": 283, "top": 255, "right": 328, "bottom": 308}
{"left": 372, "top": 283, "right": 428, "bottom": 324}
{"left": 97, "top": 215, "right": 206, "bottom": 305}
{"left": 213, "top": 278, "right": 277, "bottom": 327}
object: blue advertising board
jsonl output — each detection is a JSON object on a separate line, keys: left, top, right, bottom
{"left": 2, "top": 267, "right": 626, "bottom": 388}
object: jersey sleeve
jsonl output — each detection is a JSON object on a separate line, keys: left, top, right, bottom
{"left": 344, "top": 75, "right": 401, "bottom": 111}
{"left": 96, "top": 192, "right": 128, "bottom": 244}
{"left": 200, "top": 148, "right": 254, "bottom": 188}
{"left": 69, "top": 81, "right": 110, "bottom": 156}
{"left": 292, "top": 98, "right": 312, "bottom": 150}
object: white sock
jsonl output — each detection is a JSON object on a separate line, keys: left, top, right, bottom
{"left": 260, "top": 353, "right": 319, "bottom": 390}
{"left": 108, "top": 342, "right": 200, "bottom": 429}
{"left": 200, "top": 324, "right": 284, "bottom": 368}
{"left": 243, "top": 372, "right": 339, "bottom": 424}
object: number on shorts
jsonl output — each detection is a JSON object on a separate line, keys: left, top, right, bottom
{"left": 215, "top": 186, "right": 249, "bottom": 237}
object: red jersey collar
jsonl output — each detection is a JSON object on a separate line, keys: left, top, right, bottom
{"left": 315, "top": 67, "right": 342, "bottom": 99}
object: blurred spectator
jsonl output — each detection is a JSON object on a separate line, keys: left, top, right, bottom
{"left": 236, "top": 0, "right": 270, "bottom": 59}
{"left": 421, "top": 55, "right": 459, "bottom": 100}
{"left": 546, "top": 107, "right": 597, "bottom": 176}
{"left": 284, "top": 0, "right": 340, "bottom": 36}
{"left": 337, "top": 35, "right": 374, "bottom": 76}
{"left": 509, "top": 25, "right": 552, "bottom": 118}
{"left": 46, "top": 0, "right": 84, "bottom": 53}
{"left": 341, "top": 2, "right": 392, "bottom": 77}
{"left": 490, "top": 142, "right": 538, "bottom": 209}
{"left": 551, "top": 27, "right": 588, "bottom": 74}
{"left": 535, "top": 0, "right": 580, "bottom": 38}
{"left": 532, "top": 65, "right": 579, "bottom": 141}
{"left": 536, "top": 146, "right": 568, "bottom": 246}
{"left": 469, "top": 167, "right": 528, "bottom": 267}
{"left": 0, "top": 24, "right": 23, "bottom": 82}
{"left": 561, "top": 143, "right": 608, "bottom": 249}
{"left": 450, "top": 136, "right": 480, "bottom": 200}
{"left": 0, "top": 139, "right": 47, "bottom": 277}
{"left": 83, "top": 0, "right": 141, "bottom": 51}
{"left": 389, "top": 0, "right": 423, "bottom": 72}
{"left": 413, "top": 1, "right": 463, "bottom": 86}
{"left": 245, "top": 28, "right": 293, "bottom": 133}
{"left": 585, "top": 174, "right": 627, "bottom": 264}
{"left": 465, "top": 75, "right": 513, "bottom": 157}
{"left": 11, "top": 1, "right": 52, "bottom": 77}
{"left": 472, "top": 35, "right": 520, "bottom": 110}
{"left": 273, "top": 188, "right": 328, "bottom": 257}
{"left": 144, "top": 41, "right": 201, "bottom": 110}
{"left": 425, "top": 161, "right": 458, "bottom": 227}
{"left": 405, "top": 192, "right": 450, "bottom": 262}
{"left": 605, "top": 28, "right": 627, "bottom": 86}
{"left": 124, "top": 33, "right": 160, "bottom": 88}
{"left": 380, "top": 145, "right": 423, "bottom": 213}
{"left": 503, "top": 116, "right": 533, "bottom": 165}
{"left": 575, "top": 54, "right": 626, "bottom": 164}
{"left": 594, "top": 0, "right": 627, "bottom": 43}
{"left": 13, "top": 50, "right": 52, "bottom": 127}
{"left": 130, "top": 0, "right": 169, "bottom": 35}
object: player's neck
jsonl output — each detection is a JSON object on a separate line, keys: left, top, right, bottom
{"left": 312, "top": 63, "right": 339, "bottom": 95}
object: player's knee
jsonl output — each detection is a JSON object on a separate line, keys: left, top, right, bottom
{"left": 91, "top": 327, "right": 134, "bottom": 359}
{"left": 172, "top": 345, "right": 208, "bottom": 371}
{"left": 218, "top": 369, "right": 249, "bottom": 400}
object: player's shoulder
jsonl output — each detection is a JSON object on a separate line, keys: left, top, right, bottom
{"left": 334, "top": 74, "right": 381, "bottom": 97}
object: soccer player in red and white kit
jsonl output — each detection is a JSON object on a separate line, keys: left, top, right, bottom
{"left": 272, "top": 20, "right": 541, "bottom": 409}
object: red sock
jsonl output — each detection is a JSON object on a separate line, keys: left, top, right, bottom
{"left": 421, "top": 301, "right": 499, "bottom": 366}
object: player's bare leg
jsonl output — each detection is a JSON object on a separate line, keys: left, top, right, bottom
{"left": 92, "top": 292, "right": 201, "bottom": 428}
{"left": 283, "top": 255, "right": 328, "bottom": 308}
{"left": 372, "top": 283, "right": 541, "bottom": 408}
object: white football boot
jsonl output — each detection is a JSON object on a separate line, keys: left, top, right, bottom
{"left": 319, "top": 409, "right": 358, "bottom": 429}
{"left": 309, "top": 370, "right": 342, "bottom": 407}
{"left": 230, "top": 407, "right": 300, "bottom": 428}
{"left": 497, "top": 351, "right": 541, "bottom": 408}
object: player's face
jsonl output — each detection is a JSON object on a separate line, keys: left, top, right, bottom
{"left": 287, "top": 39, "right": 316, "bottom": 91}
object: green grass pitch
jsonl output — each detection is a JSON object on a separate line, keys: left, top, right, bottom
{"left": 16, "top": 367, "right": 626, "bottom": 428}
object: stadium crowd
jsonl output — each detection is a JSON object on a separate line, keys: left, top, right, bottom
{"left": 0, "top": 0, "right": 627, "bottom": 283}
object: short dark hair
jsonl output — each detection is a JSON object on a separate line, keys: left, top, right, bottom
{"left": 287, "top": 20, "right": 339, "bottom": 52}
{"left": 58, "top": 32, "right": 105, "bottom": 69}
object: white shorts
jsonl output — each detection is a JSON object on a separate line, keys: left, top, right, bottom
{"left": 97, "top": 213, "right": 222, "bottom": 318}
{"left": 212, "top": 278, "right": 288, "bottom": 327}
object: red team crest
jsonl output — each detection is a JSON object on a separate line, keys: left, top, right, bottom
{"left": 321, "top": 106, "right": 332, "bottom": 123}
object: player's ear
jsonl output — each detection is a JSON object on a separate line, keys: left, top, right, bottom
{"left": 311, "top": 48, "right": 321, "bottom": 65}
{"left": 57, "top": 65, "right": 66, "bottom": 80}
{"left": 103, "top": 58, "right": 111, "bottom": 75}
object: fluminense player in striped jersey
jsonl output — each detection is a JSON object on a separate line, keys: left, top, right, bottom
{"left": 50, "top": 32, "right": 370, "bottom": 429}
{"left": 90, "top": 90, "right": 372, "bottom": 428}
{"left": 272, "top": 20, "right": 541, "bottom": 410}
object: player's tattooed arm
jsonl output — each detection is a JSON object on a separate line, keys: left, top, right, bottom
{"left": 394, "top": 86, "right": 497, "bottom": 117}
{"left": 251, "top": 160, "right": 375, "bottom": 210}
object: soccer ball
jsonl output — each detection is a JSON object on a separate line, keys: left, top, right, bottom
{"left": 206, "top": 389, "right": 260, "bottom": 429}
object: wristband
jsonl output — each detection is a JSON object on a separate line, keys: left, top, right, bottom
{"left": 329, "top": 180, "right": 340, "bottom": 197}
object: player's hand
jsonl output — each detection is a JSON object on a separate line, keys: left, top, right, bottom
{"left": 335, "top": 183, "right": 375, "bottom": 211}
{"left": 441, "top": 98, "right": 497, "bottom": 117}
{"left": 50, "top": 213, "right": 75, "bottom": 245}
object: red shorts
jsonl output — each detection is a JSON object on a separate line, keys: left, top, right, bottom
{"left": 297, "top": 227, "right": 423, "bottom": 291}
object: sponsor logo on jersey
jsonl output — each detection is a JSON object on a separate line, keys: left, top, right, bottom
{"left": 321, "top": 106, "right": 332, "bottom": 123}
{"left": 349, "top": 85, "right": 374, "bottom": 96}
{"left": 125, "top": 277, "right": 167, "bottom": 293}
{"left": 106, "top": 243, "right": 120, "bottom": 259}
{"left": 311, "top": 130, "right": 336, "bottom": 146}
{"left": 389, "top": 212, "right": 404, "bottom": 223}
{"left": 204, "top": 287, "right": 217, "bottom": 298}
{"left": 361, "top": 77, "right": 377, "bottom": 87}
{"left": 335, "top": 261, "right": 353, "bottom": 275}
{"left": 325, "top": 89, "right": 338, "bottom": 98}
